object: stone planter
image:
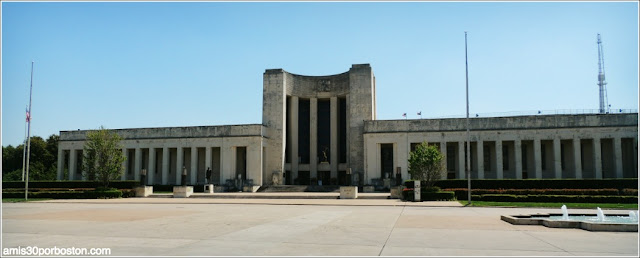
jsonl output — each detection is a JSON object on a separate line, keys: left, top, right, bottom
{"left": 390, "top": 186, "right": 403, "bottom": 199}
{"left": 243, "top": 186, "right": 260, "bottom": 192}
{"left": 204, "top": 184, "right": 214, "bottom": 194}
{"left": 340, "top": 186, "right": 358, "bottom": 199}
{"left": 173, "top": 186, "right": 194, "bottom": 198}
{"left": 134, "top": 186, "right": 153, "bottom": 197}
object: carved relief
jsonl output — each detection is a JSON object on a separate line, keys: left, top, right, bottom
{"left": 317, "top": 79, "right": 331, "bottom": 92}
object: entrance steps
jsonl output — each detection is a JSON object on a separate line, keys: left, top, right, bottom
{"left": 145, "top": 185, "right": 390, "bottom": 199}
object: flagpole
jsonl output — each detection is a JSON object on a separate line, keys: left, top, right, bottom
{"left": 22, "top": 110, "right": 27, "bottom": 181}
{"left": 465, "top": 32, "right": 471, "bottom": 205}
{"left": 25, "top": 61, "right": 34, "bottom": 200}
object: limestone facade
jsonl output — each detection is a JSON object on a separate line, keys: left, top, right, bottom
{"left": 57, "top": 64, "right": 638, "bottom": 186}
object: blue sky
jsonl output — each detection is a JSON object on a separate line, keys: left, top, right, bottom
{"left": 2, "top": 1, "right": 638, "bottom": 147}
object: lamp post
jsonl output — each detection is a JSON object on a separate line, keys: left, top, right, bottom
{"left": 465, "top": 32, "right": 471, "bottom": 205}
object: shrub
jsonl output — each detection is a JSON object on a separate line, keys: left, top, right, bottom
{"left": 443, "top": 188, "right": 626, "bottom": 198}
{"left": 470, "top": 194, "right": 638, "bottom": 203}
{"left": 402, "top": 188, "right": 414, "bottom": 201}
{"left": 421, "top": 191, "right": 455, "bottom": 201}
{"left": 2, "top": 189, "right": 122, "bottom": 199}
{"left": 433, "top": 179, "right": 637, "bottom": 190}
{"left": 423, "top": 186, "right": 441, "bottom": 193}
{"left": 2, "top": 180, "right": 139, "bottom": 189}
{"left": 404, "top": 180, "right": 415, "bottom": 188}
{"left": 621, "top": 189, "right": 639, "bottom": 196}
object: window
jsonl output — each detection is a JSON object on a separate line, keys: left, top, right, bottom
{"left": 483, "top": 145, "right": 490, "bottom": 171}
{"left": 502, "top": 145, "right": 509, "bottom": 171}
{"left": 541, "top": 143, "right": 546, "bottom": 171}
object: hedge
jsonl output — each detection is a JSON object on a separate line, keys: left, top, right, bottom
{"left": 400, "top": 189, "right": 456, "bottom": 201}
{"left": 471, "top": 194, "right": 638, "bottom": 203}
{"left": 421, "top": 191, "right": 456, "bottom": 201}
{"left": 2, "top": 180, "right": 140, "bottom": 189}
{"left": 445, "top": 188, "right": 630, "bottom": 200}
{"left": 433, "top": 179, "right": 637, "bottom": 190}
{"left": 2, "top": 189, "right": 124, "bottom": 199}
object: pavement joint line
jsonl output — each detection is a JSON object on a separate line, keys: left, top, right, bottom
{"left": 378, "top": 204, "right": 405, "bottom": 256}
{"left": 520, "top": 230, "right": 572, "bottom": 254}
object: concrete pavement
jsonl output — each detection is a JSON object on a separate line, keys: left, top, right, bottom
{"left": 2, "top": 197, "right": 638, "bottom": 256}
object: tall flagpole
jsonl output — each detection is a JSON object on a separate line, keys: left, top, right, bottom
{"left": 22, "top": 109, "right": 28, "bottom": 181}
{"left": 465, "top": 32, "right": 471, "bottom": 205}
{"left": 25, "top": 61, "right": 34, "bottom": 200}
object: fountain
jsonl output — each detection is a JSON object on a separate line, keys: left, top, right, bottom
{"left": 501, "top": 207, "right": 638, "bottom": 232}
{"left": 561, "top": 205, "right": 569, "bottom": 220}
{"left": 629, "top": 211, "right": 638, "bottom": 222}
{"left": 596, "top": 207, "right": 606, "bottom": 222}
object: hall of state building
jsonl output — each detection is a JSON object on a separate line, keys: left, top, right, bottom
{"left": 57, "top": 64, "right": 639, "bottom": 189}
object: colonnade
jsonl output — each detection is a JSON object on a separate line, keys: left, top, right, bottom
{"left": 57, "top": 140, "right": 263, "bottom": 186}
{"left": 287, "top": 96, "right": 343, "bottom": 181}
{"left": 366, "top": 134, "right": 638, "bottom": 182}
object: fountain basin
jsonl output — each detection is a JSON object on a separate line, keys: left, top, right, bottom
{"left": 501, "top": 213, "right": 638, "bottom": 232}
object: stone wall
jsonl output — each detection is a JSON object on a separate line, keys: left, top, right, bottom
{"left": 60, "top": 124, "right": 264, "bottom": 141}
{"left": 364, "top": 113, "right": 638, "bottom": 133}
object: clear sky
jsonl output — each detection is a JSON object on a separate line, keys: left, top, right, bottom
{"left": 1, "top": 1, "right": 638, "bottom": 147}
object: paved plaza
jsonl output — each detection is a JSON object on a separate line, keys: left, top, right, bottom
{"left": 2, "top": 198, "right": 638, "bottom": 256}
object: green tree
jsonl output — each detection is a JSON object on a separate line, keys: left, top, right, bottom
{"left": 82, "top": 126, "right": 126, "bottom": 187}
{"left": 2, "top": 134, "right": 59, "bottom": 181}
{"left": 408, "top": 141, "right": 444, "bottom": 188}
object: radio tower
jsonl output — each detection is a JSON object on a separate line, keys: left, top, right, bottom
{"left": 597, "top": 33, "right": 609, "bottom": 114}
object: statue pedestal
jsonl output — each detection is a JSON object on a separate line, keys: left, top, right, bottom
{"left": 134, "top": 186, "right": 153, "bottom": 197}
{"left": 340, "top": 186, "right": 358, "bottom": 199}
{"left": 204, "top": 184, "right": 214, "bottom": 194}
{"left": 173, "top": 186, "right": 193, "bottom": 198}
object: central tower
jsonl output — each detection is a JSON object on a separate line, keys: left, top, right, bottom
{"left": 262, "top": 64, "right": 376, "bottom": 185}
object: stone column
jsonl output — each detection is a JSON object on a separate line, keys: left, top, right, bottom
{"left": 496, "top": 140, "right": 503, "bottom": 179}
{"left": 121, "top": 148, "right": 127, "bottom": 181}
{"left": 330, "top": 97, "right": 338, "bottom": 179}
{"left": 247, "top": 143, "right": 262, "bottom": 185}
{"left": 57, "top": 148, "right": 64, "bottom": 180}
{"left": 134, "top": 148, "right": 142, "bottom": 181}
{"left": 162, "top": 147, "right": 169, "bottom": 185}
{"left": 148, "top": 148, "right": 156, "bottom": 185}
{"left": 593, "top": 138, "right": 602, "bottom": 179}
{"left": 191, "top": 146, "right": 197, "bottom": 185}
{"left": 176, "top": 147, "right": 183, "bottom": 185}
{"left": 573, "top": 138, "right": 582, "bottom": 179}
{"left": 458, "top": 141, "right": 465, "bottom": 179}
{"left": 221, "top": 142, "right": 232, "bottom": 184}
{"left": 69, "top": 149, "right": 77, "bottom": 180}
{"left": 553, "top": 138, "right": 562, "bottom": 178}
{"left": 515, "top": 140, "right": 522, "bottom": 179}
{"left": 614, "top": 137, "right": 623, "bottom": 178}
{"left": 533, "top": 139, "right": 542, "bottom": 179}
{"left": 289, "top": 96, "right": 299, "bottom": 182}
{"left": 310, "top": 98, "right": 318, "bottom": 179}
{"left": 440, "top": 142, "right": 447, "bottom": 179}
{"left": 80, "top": 150, "right": 87, "bottom": 180}
{"left": 476, "top": 140, "right": 484, "bottom": 179}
